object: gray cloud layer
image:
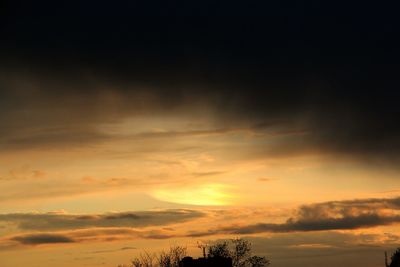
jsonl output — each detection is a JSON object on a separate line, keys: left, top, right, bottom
{"left": 0, "top": 209, "right": 204, "bottom": 231}
{"left": 188, "top": 197, "right": 400, "bottom": 236}
{"left": 5, "top": 197, "right": 400, "bottom": 247}
{"left": 11, "top": 233, "right": 75, "bottom": 245}
{"left": 6, "top": 227, "right": 176, "bottom": 246}
{"left": 4, "top": 198, "right": 400, "bottom": 241}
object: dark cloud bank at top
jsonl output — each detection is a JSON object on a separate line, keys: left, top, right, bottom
{"left": 1, "top": 1, "right": 400, "bottom": 164}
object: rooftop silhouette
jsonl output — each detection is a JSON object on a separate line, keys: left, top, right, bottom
{"left": 386, "top": 249, "right": 400, "bottom": 267}
{"left": 179, "top": 256, "right": 233, "bottom": 267}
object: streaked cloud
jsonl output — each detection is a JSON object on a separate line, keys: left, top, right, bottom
{"left": 11, "top": 233, "right": 75, "bottom": 245}
{"left": 5, "top": 227, "right": 176, "bottom": 246}
{"left": 188, "top": 197, "right": 400, "bottom": 236}
{"left": 89, "top": 246, "right": 136, "bottom": 254}
{"left": 0, "top": 209, "right": 204, "bottom": 231}
{"left": 4, "top": 197, "right": 400, "bottom": 249}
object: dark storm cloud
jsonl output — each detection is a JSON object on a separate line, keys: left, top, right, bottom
{"left": 187, "top": 197, "right": 400, "bottom": 236}
{"left": 11, "top": 233, "right": 75, "bottom": 245}
{"left": 0, "top": 209, "right": 204, "bottom": 231}
{"left": 1, "top": 1, "right": 400, "bottom": 163}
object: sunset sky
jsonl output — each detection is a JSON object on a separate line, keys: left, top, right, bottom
{"left": 1, "top": 1, "right": 400, "bottom": 267}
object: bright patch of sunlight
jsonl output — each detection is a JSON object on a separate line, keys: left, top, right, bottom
{"left": 152, "top": 183, "right": 235, "bottom": 206}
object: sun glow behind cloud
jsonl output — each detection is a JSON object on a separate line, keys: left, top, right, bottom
{"left": 151, "top": 183, "right": 235, "bottom": 206}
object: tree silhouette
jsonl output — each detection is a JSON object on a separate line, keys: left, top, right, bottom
{"left": 247, "top": 256, "right": 270, "bottom": 267}
{"left": 131, "top": 251, "right": 156, "bottom": 267}
{"left": 158, "top": 246, "right": 187, "bottom": 267}
{"left": 231, "top": 238, "right": 252, "bottom": 267}
{"left": 207, "top": 238, "right": 270, "bottom": 267}
{"left": 120, "top": 239, "right": 269, "bottom": 267}
{"left": 208, "top": 241, "right": 231, "bottom": 258}
{"left": 130, "top": 246, "right": 187, "bottom": 267}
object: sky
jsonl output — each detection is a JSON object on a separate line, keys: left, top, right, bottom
{"left": 1, "top": 1, "right": 400, "bottom": 267}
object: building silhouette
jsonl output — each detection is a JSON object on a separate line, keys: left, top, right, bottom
{"left": 179, "top": 256, "right": 232, "bottom": 267}
{"left": 386, "top": 249, "right": 400, "bottom": 267}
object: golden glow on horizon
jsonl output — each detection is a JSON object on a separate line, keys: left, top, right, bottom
{"left": 1, "top": 114, "right": 400, "bottom": 267}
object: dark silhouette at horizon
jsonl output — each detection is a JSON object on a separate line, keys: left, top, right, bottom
{"left": 126, "top": 238, "right": 269, "bottom": 267}
{"left": 386, "top": 249, "right": 400, "bottom": 267}
{"left": 179, "top": 255, "right": 233, "bottom": 267}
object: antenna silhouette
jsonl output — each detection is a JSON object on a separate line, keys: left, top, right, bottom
{"left": 197, "top": 241, "right": 207, "bottom": 258}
